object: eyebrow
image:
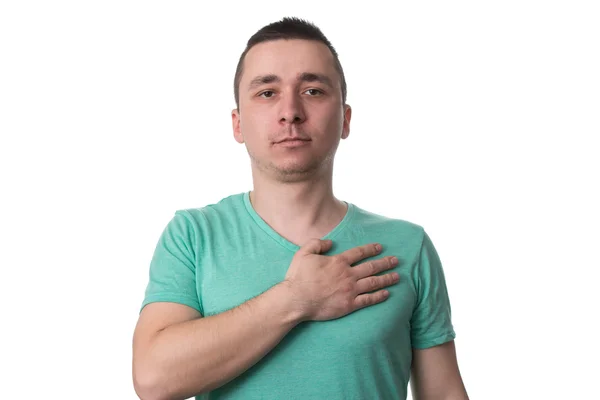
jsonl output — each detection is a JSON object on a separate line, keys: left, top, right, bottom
{"left": 247, "top": 72, "right": 334, "bottom": 91}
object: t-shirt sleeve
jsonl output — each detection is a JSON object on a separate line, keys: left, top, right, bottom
{"left": 139, "top": 210, "right": 202, "bottom": 314}
{"left": 410, "top": 229, "right": 456, "bottom": 349}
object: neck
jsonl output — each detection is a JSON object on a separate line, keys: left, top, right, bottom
{"left": 248, "top": 171, "right": 347, "bottom": 244}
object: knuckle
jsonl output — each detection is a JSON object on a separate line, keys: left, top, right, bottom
{"left": 332, "top": 254, "right": 345, "bottom": 264}
{"left": 369, "top": 276, "right": 379, "bottom": 288}
{"left": 358, "top": 247, "right": 366, "bottom": 259}
{"left": 345, "top": 297, "right": 355, "bottom": 309}
{"left": 342, "top": 281, "right": 354, "bottom": 293}
{"left": 356, "top": 296, "right": 368, "bottom": 309}
{"left": 367, "top": 261, "right": 376, "bottom": 274}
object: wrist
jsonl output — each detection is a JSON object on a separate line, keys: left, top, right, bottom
{"left": 275, "top": 280, "right": 308, "bottom": 325}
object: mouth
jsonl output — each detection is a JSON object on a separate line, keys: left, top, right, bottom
{"left": 274, "top": 138, "right": 312, "bottom": 147}
{"left": 276, "top": 138, "right": 311, "bottom": 144}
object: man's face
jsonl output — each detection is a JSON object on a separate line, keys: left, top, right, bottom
{"left": 232, "top": 39, "right": 351, "bottom": 182}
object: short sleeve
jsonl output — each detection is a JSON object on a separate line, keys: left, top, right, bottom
{"left": 410, "top": 230, "right": 456, "bottom": 349}
{"left": 139, "top": 211, "right": 202, "bottom": 314}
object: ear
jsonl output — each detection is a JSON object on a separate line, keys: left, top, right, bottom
{"left": 341, "top": 104, "right": 352, "bottom": 140}
{"left": 232, "top": 108, "right": 244, "bottom": 144}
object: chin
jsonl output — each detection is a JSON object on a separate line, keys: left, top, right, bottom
{"left": 273, "top": 159, "right": 325, "bottom": 179}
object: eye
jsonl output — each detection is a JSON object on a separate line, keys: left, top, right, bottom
{"left": 305, "top": 89, "right": 324, "bottom": 96}
{"left": 258, "top": 90, "right": 275, "bottom": 98}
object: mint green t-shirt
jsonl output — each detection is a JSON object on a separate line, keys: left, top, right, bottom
{"left": 140, "top": 192, "right": 456, "bottom": 400}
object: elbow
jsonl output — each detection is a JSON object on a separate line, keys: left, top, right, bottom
{"left": 133, "top": 364, "right": 210, "bottom": 400}
{"left": 133, "top": 363, "right": 168, "bottom": 400}
{"left": 132, "top": 374, "right": 156, "bottom": 400}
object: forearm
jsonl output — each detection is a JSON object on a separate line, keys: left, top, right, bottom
{"left": 411, "top": 392, "right": 469, "bottom": 400}
{"left": 136, "top": 282, "right": 303, "bottom": 400}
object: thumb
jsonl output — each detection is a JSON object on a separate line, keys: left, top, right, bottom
{"left": 301, "top": 238, "right": 333, "bottom": 255}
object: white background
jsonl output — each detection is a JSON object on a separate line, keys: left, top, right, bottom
{"left": 1, "top": 1, "right": 599, "bottom": 399}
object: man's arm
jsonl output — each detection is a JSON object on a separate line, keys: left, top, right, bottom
{"left": 410, "top": 340, "right": 469, "bottom": 400}
{"left": 132, "top": 282, "right": 303, "bottom": 400}
{"left": 134, "top": 232, "right": 398, "bottom": 400}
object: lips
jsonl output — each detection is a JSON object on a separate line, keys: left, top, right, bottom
{"left": 276, "top": 137, "right": 311, "bottom": 144}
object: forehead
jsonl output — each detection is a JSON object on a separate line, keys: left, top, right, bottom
{"left": 241, "top": 39, "right": 337, "bottom": 84}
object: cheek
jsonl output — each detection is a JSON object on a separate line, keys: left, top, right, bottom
{"left": 245, "top": 107, "right": 273, "bottom": 130}
{"left": 318, "top": 109, "right": 344, "bottom": 135}
{"left": 240, "top": 117, "right": 272, "bottom": 150}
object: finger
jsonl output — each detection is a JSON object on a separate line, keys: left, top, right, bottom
{"left": 353, "top": 256, "right": 398, "bottom": 280}
{"left": 300, "top": 238, "right": 333, "bottom": 255}
{"left": 339, "top": 243, "right": 382, "bottom": 265}
{"left": 353, "top": 290, "right": 390, "bottom": 310}
{"left": 355, "top": 272, "right": 400, "bottom": 295}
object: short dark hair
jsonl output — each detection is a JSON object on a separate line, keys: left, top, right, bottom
{"left": 233, "top": 17, "right": 347, "bottom": 110}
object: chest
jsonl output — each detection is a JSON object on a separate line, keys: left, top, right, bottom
{"left": 199, "top": 245, "right": 292, "bottom": 317}
{"left": 198, "top": 242, "right": 417, "bottom": 346}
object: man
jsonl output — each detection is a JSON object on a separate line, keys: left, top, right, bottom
{"left": 133, "top": 17, "right": 469, "bottom": 400}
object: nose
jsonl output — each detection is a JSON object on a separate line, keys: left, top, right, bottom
{"left": 279, "top": 93, "right": 305, "bottom": 124}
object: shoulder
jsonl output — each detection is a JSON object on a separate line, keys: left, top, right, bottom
{"left": 350, "top": 203, "right": 426, "bottom": 240}
{"left": 174, "top": 192, "right": 246, "bottom": 224}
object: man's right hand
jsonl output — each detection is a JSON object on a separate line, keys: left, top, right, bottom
{"left": 283, "top": 239, "right": 400, "bottom": 322}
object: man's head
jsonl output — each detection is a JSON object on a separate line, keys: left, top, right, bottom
{"left": 233, "top": 17, "right": 347, "bottom": 110}
{"left": 231, "top": 17, "right": 352, "bottom": 183}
